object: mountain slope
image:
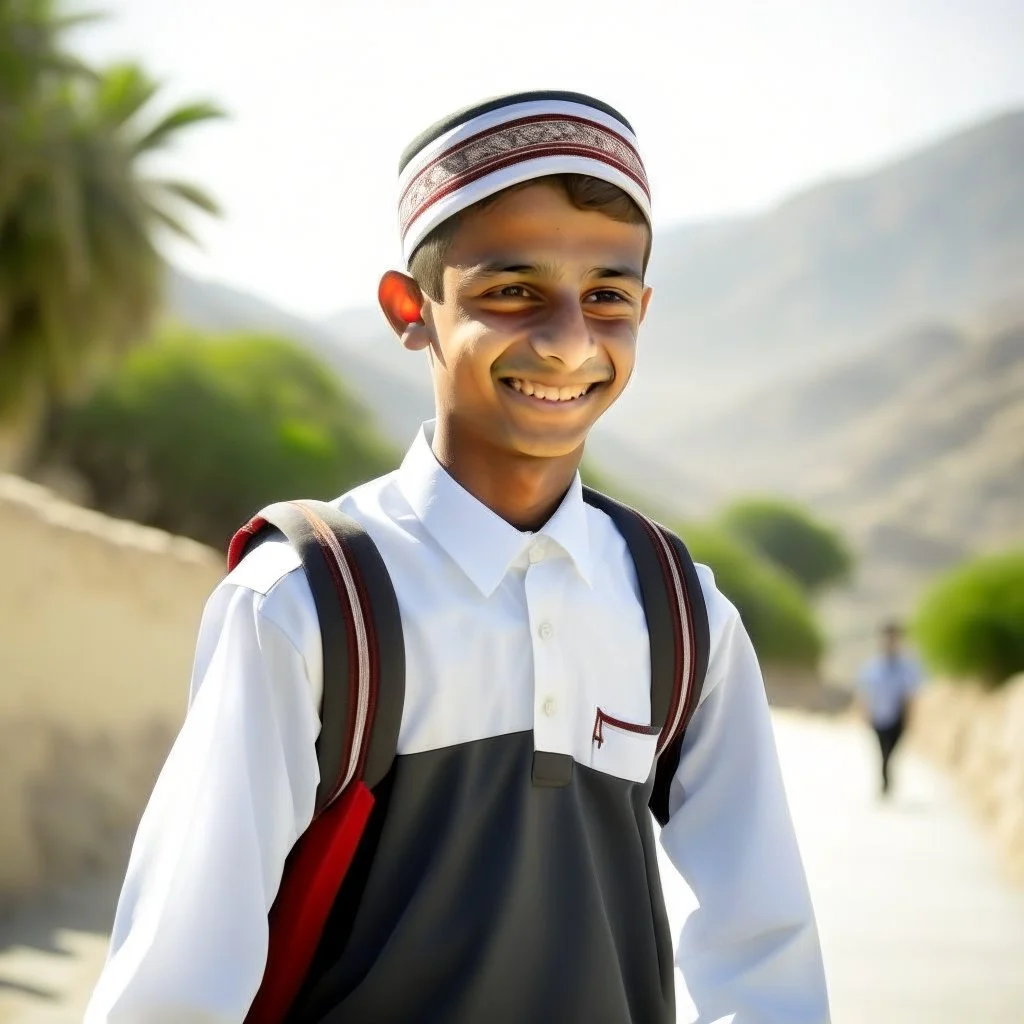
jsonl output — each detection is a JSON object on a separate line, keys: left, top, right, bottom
{"left": 615, "top": 107, "right": 1024, "bottom": 438}
{"left": 673, "top": 322, "right": 971, "bottom": 488}
{"left": 814, "top": 323, "right": 1024, "bottom": 554}
{"left": 675, "top": 318, "right": 1024, "bottom": 570}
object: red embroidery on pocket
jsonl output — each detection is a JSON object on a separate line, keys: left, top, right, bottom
{"left": 592, "top": 708, "right": 661, "bottom": 749}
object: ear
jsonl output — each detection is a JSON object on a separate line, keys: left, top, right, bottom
{"left": 378, "top": 270, "right": 431, "bottom": 351}
{"left": 639, "top": 286, "right": 653, "bottom": 325}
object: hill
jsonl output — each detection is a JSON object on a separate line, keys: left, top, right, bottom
{"left": 679, "top": 319, "right": 1023, "bottom": 560}
{"left": 690, "top": 318, "right": 1024, "bottom": 677}
{"left": 617, "top": 107, "right": 1024, "bottom": 439}
{"left": 813, "top": 322, "right": 1024, "bottom": 558}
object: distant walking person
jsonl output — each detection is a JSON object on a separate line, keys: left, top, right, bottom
{"left": 857, "top": 621, "right": 924, "bottom": 795}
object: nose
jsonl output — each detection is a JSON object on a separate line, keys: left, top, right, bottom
{"left": 528, "top": 295, "right": 595, "bottom": 373}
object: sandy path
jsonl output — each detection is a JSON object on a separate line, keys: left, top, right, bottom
{"left": 3, "top": 712, "right": 1024, "bottom": 1022}
{"left": 661, "top": 713, "right": 1024, "bottom": 1023}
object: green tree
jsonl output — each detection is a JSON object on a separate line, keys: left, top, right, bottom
{"left": 0, "top": 0, "right": 94, "bottom": 104}
{"left": 45, "top": 330, "right": 400, "bottom": 549}
{"left": 718, "top": 497, "right": 853, "bottom": 595}
{"left": 0, "top": 0, "right": 223, "bottom": 461}
{"left": 913, "top": 550, "right": 1024, "bottom": 688}
{"left": 679, "top": 522, "right": 824, "bottom": 669}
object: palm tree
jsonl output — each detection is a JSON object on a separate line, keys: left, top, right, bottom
{"left": 0, "top": 0, "right": 96, "bottom": 105}
{"left": 0, "top": 0, "right": 224, "bottom": 467}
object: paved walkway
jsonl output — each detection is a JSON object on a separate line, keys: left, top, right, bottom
{"left": 2, "top": 713, "right": 1024, "bottom": 1022}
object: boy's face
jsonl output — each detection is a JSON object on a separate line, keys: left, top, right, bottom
{"left": 883, "top": 627, "right": 903, "bottom": 656}
{"left": 413, "top": 182, "right": 651, "bottom": 461}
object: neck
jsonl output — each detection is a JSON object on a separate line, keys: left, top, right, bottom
{"left": 431, "top": 424, "right": 582, "bottom": 532}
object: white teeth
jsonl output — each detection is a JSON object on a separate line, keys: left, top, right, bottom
{"left": 507, "top": 378, "right": 591, "bottom": 402}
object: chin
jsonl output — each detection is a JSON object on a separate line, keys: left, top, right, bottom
{"left": 504, "top": 429, "right": 587, "bottom": 461}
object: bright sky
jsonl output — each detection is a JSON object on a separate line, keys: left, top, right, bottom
{"left": 73, "top": 0, "right": 1024, "bottom": 320}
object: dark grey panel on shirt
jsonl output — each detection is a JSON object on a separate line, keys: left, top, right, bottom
{"left": 289, "top": 731, "right": 675, "bottom": 1024}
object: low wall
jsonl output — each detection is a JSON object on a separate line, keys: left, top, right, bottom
{"left": 0, "top": 475, "right": 222, "bottom": 908}
{"left": 910, "top": 675, "right": 1024, "bottom": 884}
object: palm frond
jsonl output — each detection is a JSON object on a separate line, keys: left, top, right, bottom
{"left": 95, "top": 62, "right": 160, "bottom": 129}
{"left": 49, "top": 10, "right": 107, "bottom": 33}
{"left": 144, "top": 200, "right": 201, "bottom": 245}
{"left": 133, "top": 101, "right": 226, "bottom": 154}
{"left": 149, "top": 178, "right": 221, "bottom": 216}
{"left": 0, "top": 6, "right": 103, "bottom": 92}
{"left": 0, "top": 0, "right": 226, "bottom": 435}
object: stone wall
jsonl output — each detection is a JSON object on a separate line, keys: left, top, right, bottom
{"left": 0, "top": 475, "right": 222, "bottom": 908}
{"left": 910, "top": 674, "right": 1024, "bottom": 884}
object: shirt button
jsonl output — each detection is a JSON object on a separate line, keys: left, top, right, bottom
{"left": 538, "top": 621, "right": 554, "bottom": 641}
{"left": 542, "top": 697, "right": 557, "bottom": 717}
{"left": 528, "top": 543, "right": 545, "bottom": 565}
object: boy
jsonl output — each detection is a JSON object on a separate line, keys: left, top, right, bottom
{"left": 857, "top": 620, "right": 924, "bottom": 796}
{"left": 86, "top": 91, "right": 829, "bottom": 1022}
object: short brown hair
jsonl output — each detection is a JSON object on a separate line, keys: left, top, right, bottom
{"left": 408, "top": 174, "right": 651, "bottom": 301}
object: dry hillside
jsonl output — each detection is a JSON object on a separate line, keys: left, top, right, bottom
{"left": 674, "top": 321, "right": 1023, "bottom": 563}
{"left": 618, "top": 107, "right": 1024, "bottom": 438}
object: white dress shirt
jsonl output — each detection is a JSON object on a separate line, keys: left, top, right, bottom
{"left": 857, "top": 653, "right": 924, "bottom": 728}
{"left": 85, "top": 422, "right": 829, "bottom": 1023}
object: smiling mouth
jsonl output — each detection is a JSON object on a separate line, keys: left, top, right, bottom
{"left": 499, "top": 377, "right": 603, "bottom": 403}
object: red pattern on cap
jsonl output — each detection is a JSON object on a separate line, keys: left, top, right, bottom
{"left": 399, "top": 113, "right": 649, "bottom": 240}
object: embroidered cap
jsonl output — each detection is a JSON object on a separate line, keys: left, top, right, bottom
{"left": 397, "top": 90, "right": 652, "bottom": 267}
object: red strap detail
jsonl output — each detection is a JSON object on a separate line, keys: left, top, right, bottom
{"left": 658, "top": 525, "right": 700, "bottom": 744}
{"left": 630, "top": 515, "right": 685, "bottom": 751}
{"left": 228, "top": 516, "right": 269, "bottom": 571}
{"left": 283, "top": 503, "right": 361, "bottom": 806}
{"left": 653, "top": 524, "right": 696, "bottom": 750}
{"left": 245, "top": 782, "right": 375, "bottom": 1024}
{"left": 345, "top": 545, "right": 380, "bottom": 784}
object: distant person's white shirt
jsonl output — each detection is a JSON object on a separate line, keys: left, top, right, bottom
{"left": 857, "top": 653, "right": 924, "bottom": 728}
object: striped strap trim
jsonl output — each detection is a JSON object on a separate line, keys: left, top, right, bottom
{"left": 655, "top": 523, "right": 699, "bottom": 755}
{"left": 228, "top": 502, "right": 380, "bottom": 816}
{"left": 286, "top": 502, "right": 376, "bottom": 810}
{"left": 629, "top": 512, "right": 697, "bottom": 756}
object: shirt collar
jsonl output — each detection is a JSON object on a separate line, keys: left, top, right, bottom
{"left": 397, "top": 421, "right": 592, "bottom": 596}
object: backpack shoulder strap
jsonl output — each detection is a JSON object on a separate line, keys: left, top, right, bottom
{"left": 228, "top": 499, "right": 405, "bottom": 815}
{"left": 648, "top": 525, "right": 711, "bottom": 825}
{"left": 581, "top": 488, "right": 710, "bottom": 825}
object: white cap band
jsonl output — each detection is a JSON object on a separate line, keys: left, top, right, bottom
{"left": 398, "top": 96, "right": 651, "bottom": 267}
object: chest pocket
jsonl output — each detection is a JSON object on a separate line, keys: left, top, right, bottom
{"left": 589, "top": 708, "right": 660, "bottom": 784}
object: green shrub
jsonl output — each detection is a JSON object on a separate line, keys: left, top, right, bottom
{"left": 913, "top": 550, "right": 1024, "bottom": 688}
{"left": 719, "top": 497, "right": 853, "bottom": 594}
{"left": 679, "top": 522, "right": 824, "bottom": 669}
{"left": 46, "top": 329, "right": 399, "bottom": 549}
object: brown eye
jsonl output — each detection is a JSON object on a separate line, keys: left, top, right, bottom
{"left": 586, "top": 289, "right": 626, "bottom": 304}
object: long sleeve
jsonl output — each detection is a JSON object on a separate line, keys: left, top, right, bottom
{"left": 85, "top": 551, "right": 323, "bottom": 1023}
{"left": 659, "top": 566, "right": 830, "bottom": 1024}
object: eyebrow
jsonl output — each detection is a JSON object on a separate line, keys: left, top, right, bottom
{"left": 469, "top": 261, "right": 644, "bottom": 285}
{"left": 591, "top": 265, "right": 644, "bottom": 285}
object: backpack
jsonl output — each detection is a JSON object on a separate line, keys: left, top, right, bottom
{"left": 226, "top": 489, "right": 711, "bottom": 1024}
